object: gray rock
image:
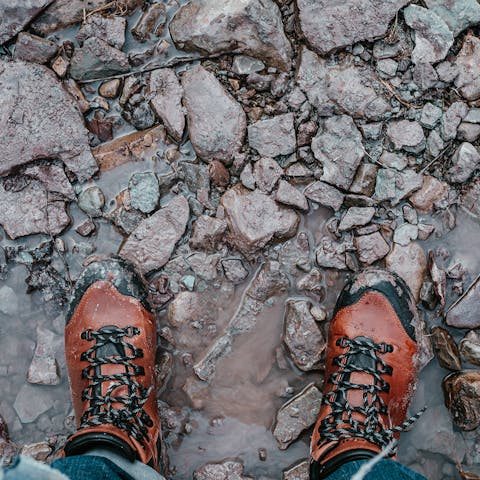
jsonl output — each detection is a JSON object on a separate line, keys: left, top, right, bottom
{"left": 452, "top": 34, "right": 480, "bottom": 101}
{"left": 312, "top": 115, "right": 364, "bottom": 190}
{"left": 461, "top": 178, "right": 480, "bottom": 220}
{"left": 420, "top": 103, "right": 443, "bottom": 129}
{"left": 13, "top": 384, "right": 55, "bottom": 423}
{"left": 194, "top": 459, "right": 251, "bottom": 480}
{"left": 0, "top": 61, "right": 97, "bottom": 181}
{"left": 431, "top": 326, "right": 461, "bottom": 371}
{"left": 425, "top": 0, "right": 480, "bottom": 36}
{"left": 304, "top": 181, "right": 344, "bottom": 211}
{"left": 78, "top": 186, "right": 105, "bottom": 217}
{"left": 149, "top": 68, "right": 185, "bottom": 142}
{"left": 349, "top": 163, "right": 378, "bottom": 196}
{"left": 296, "top": 0, "right": 408, "bottom": 55}
{"left": 315, "top": 237, "right": 348, "bottom": 270}
{"left": 182, "top": 65, "right": 246, "bottom": 162}
{"left": 253, "top": 157, "right": 283, "bottom": 193}
{"left": 128, "top": 172, "right": 160, "bottom": 214}
{"left": 458, "top": 122, "right": 480, "bottom": 142}
{"left": 240, "top": 163, "right": 256, "bottom": 190}
{"left": 446, "top": 142, "right": 480, "bottom": 183}
{"left": 221, "top": 258, "right": 249, "bottom": 284}
{"left": 386, "top": 242, "right": 427, "bottom": 302}
{"left": 354, "top": 232, "right": 390, "bottom": 265}
{"left": 297, "top": 47, "right": 390, "bottom": 120}
{"left": 464, "top": 109, "right": 480, "bottom": 124}
{"left": 393, "top": 223, "right": 419, "bottom": 246}
{"left": 170, "top": 0, "right": 292, "bottom": 71}
{"left": 14, "top": 32, "right": 58, "bottom": 64}
{"left": 221, "top": 185, "right": 299, "bottom": 256}
{"left": 232, "top": 55, "right": 265, "bottom": 75}
{"left": 248, "top": 114, "right": 296, "bottom": 157}
{"left": 70, "top": 37, "right": 129, "bottom": 81}
{"left": 379, "top": 151, "right": 407, "bottom": 171}
{"left": 275, "top": 180, "right": 309, "bottom": 211}
{"left": 376, "top": 59, "right": 398, "bottom": 78}
{"left": 283, "top": 460, "right": 310, "bottom": 480}
{"left": 76, "top": 14, "right": 126, "bottom": 49}
{"left": 190, "top": 215, "right": 227, "bottom": 252}
{"left": 27, "top": 328, "right": 60, "bottom": 386}
{"left": 386, "top": 120, "right": 426, "bottom": 153}
{"left": 0, "top": 286, "right": 18, "bottom": 316}
{"left": 446, "top": 277, "right": 480, "bottom": 329}
{"left": 460, "top": 331, "right": 480, "bottom": 366}
{"left": 404, "top": 5, "right": 453, "bottom": 64}
{"left": 0, "top": 0, "right": 53, "bottom": 44}
{"left": 426, "top": 130, "right": 445, "bottom": 157}
{"left": 374, "top": 168, "right": 423, "bottom": 205}
{"left": 339, "top": 207, "right": 375, "bottom": 231}
{"left": 132, "top": 3, "right": 166, "bottom": 42}
{"left": 20, "top": 442, "right": 52, "bottom": 461}
{"left": 120, "top": 195, "right": 190, "bottom": 274}
{"left": 273, "top": 383, "right": 322, "bottom": 449}
{"left": 283, "top": 300, "right": 326, "bottom": 371}
{"left": 441, "top": 101, "right": 469, "bottom": 140}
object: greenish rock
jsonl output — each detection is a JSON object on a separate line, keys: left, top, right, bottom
{"left": 78, "top": 186, "right": 105, "bottom": 217}
{"left": 181, "top": 275, "right": 195, "bottom": 291}
{"left": 128, "top": 172, "right": 160, "bottom": 214}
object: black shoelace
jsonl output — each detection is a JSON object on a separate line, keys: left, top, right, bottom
{"left": 318, "top": 336, "right": 424, "bottom": 454}
{"left": 80, "top": 326, "right": 153, "bottom": 444}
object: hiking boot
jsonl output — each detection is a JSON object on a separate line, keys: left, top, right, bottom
{"left": 310, "top": 268, "right": 424, "bottom": 479}
{"left": 63, "top": 257, "right": 160, "bottom": 470}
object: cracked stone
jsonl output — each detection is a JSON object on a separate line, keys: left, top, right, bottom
{"left": 338, "top": 207, "right": 375, "bottom": 231}
{"left": 379, "top": 151, "right": 407, "bottom": 171}
{"left": 14, "top": 32, "right": 58, "bottom": 64}
{"left": 120, "top": 195, "right": 189, "bottom": 274}
{"left": 248, "top": 114, "right": 296, "bottom": 158}
{"left": 312, "top": 115, "right": 364, "bottom": 190}
{"left": 425, "top": 0, "right": 480, "bottom": 37}
{"left": 386, "top": 120, "right": 426, "bottom": 153}
{"left": 132, "top": 3, "right": 166, "bottom": 42}
{"left": 182, "top": 65, "right": 246, "bottom": 162}
{"left": 170, "top": 0, "right": 292, "bottom": 71}
{"left": 315, "top": 237, "right": 348, "bottom": 270}
{"left": 304, "top": 181, "right": 344, "bottom": 211}
{"left": 446, "top": 142, "right": 480, "bottom": 183}
{"left": 374, "top": 168, "right": 423, "bottom": 206}
{"left": 76, "top": 14, "right": 126, "bottom": 49}
{"left": 275, "top": 180, "right": 309, "bottom": 211}
{"left": 446, "top": 277, "right": 480, "bottom": 329}
{"left": 190, "top": 215, "right": 227, "bottom": 252}
{"left": 128, "top": 172, "right": 160, "bottom": 214}
{"left": 354, "top": 232, "right": 390, "bottom": 265}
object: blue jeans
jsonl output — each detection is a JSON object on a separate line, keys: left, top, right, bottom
{"left": 2, "top": 455, "right": 427, "bottom": 480}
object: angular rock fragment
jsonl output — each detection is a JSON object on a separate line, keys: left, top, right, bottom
{"left": 248, "top": 114, "right": 296, "bottom": 158}
{"left": 194, "top": 459, "right": 251, "bottom": 480}
{"left": 409, "top": 176, "right": 448, "bottom": 212}
{"left": 128, "top": 172, "right": 159, "bottom": 214}
{"left": 452, "top": 34, "right": 480, "bottom": 101}
{"left": 349, "top": 163, "right": 378, "bottom": 196}
{"left": 221, "top": 258, "right": 249, "bottom": 284}
{"left": 149, "top": 68, "right": 184, "bottom": 142}
{"left": 443, "top": 370, "right": 480, "bottom": 430}
{"left": 354, "top": 232, "right": 390, "bottom": 265}
{"left": 78, "top": 186, "right": 105, "bottom": 217}
{"left": 431, "top": 326, "right": 462, "bottom": 371}
{"left": 182, "top": 66, "right": 246, "bottom": 162}
{"left": 13, "top": 384, "right": 55, "bottom": 423}
{"left": 339, "top": 207, "right": 375, "bottom": 231}
{"left": 221, "top": 185, "right": 299, "bottom": 256}
{"left": 393, "top": 223, "right": 418, "bottom": 246}
{"left": 296, "top": 0, "right": 408, "bottom": 55}
{"left": 312, "top": 116, "right": 364, "bottom": 190}
{"left": 275, "top": 180, "right": 308, "bottom": 212}
{"left": 304, "top": 181, "right": 344, "bottom": 211}
{"left": 132, "top": 3, "right": 166, "bottom": 42}
{"left": 20, "top": 442, "right": 52, "bottom": 461}
{"left": 170, "top": 0, "right": 292, "bottom": 70}
{"left": 283, "top": 460, "right": 310, "bottom": 480}
{"left": 253, "top": 157, "right": 283, "bottom": 193}
{"left": 374, "top": 168, "right": 423, "bottom": 206}
{"left": 297, "top": 47, "right": 390, "bottom": 120}
{"left": 460, "top": 331, "right": 480, "bottom": 366}
{"left": 283, "top": 300, "right": 326, "bottom": 372}
{"left": 316, "top": 237, "right": 348, "bottom": 270}
{"left": 190, "top": 215, "right": 227, "bottom": 252}
{"left": 76, "top": 14, "right": 126, "bottom": 49}
{"left": 70, "top": 37, "right": 129, "bottom": 81}
{"left": 446, "top": 142, "right": 480, "bottom": 183}
{"left": 386, "top": 120, "right": 426, "bottom": 153}
{"left": 14, "top": 32, "right": 58, "bottom": 64}
{"left": 0, "top": 61, "right": 97, "bottom": 181}
{"left": 441, "top": 101, "right": 469, "bottom": 140}
{"left": 27, "top": 328, "right": 61, "bottom": 385}
{"left": 120, "top": 195, "right": 189, "bottom": 274}
{"left": 425, "top": 0, "right": 480, "bottom": 36}
{"left": 273, "top": 383, "right": 322, "bottom": 449}
{"left": 446, "top": 277, "right": 480, "bottom": 329}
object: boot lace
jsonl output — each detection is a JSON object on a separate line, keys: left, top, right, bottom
{"left": 80, "top": 325, "right": 154, "bottom": 444}
{"left": 318, "top": 336, "right": 424, "bottom": 454}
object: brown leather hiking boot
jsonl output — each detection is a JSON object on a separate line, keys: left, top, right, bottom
{"left": 310, "top": 268, "right": 425, "bottom": 479}
{"left": 63, "top": 258, "right": 160, "bottom": 470}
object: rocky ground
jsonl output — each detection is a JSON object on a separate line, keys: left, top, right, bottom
{"left": 0, "top": 0, "right": 480, "bottom": 478}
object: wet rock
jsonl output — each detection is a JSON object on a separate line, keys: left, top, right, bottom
{"left": 76, "top": 14, "right": 126, "bottom": 49}
{"left": 76, "top": 219, "right": 96, "bottom": 237}
{"left": 20, "top": 442, "right": 52, "bottom": 461}
{"left": 221, "top": 258, "right": 249, "bottom": 284}
{"left": 315, "top": 237, "right": 348, "bottom": 270}
{"left": 149, "top": 68, "right": 184, "bottom": 142}
{"left": 14, "top": 32, "right": 58, "bottom": 64}
{"left": 0, "top": 61, "right": 97, "bottom": 181}
{"left": 461, "top": 178, "right": 480, "bottom": 220}
{"left": 393, "top": 223, "right": 418, "bottom": 246}
{"left": 27, "top": 328, "right": 61, "bottom": 385}
{"left": 170, "top": 0, "right": 292, "bottom": 71}
{"left": 120, "top": 195, "right": 189, "bottom": 275}
{"left": 431, "top": 326, "right": 462, "bottom": 371}
{"left": 194, "top": 459, "right": 251, "bottom": 480}
{"left": 420, "top": 281, "right": 438, "bottom": 310}
{"left": 0, "top": 178, "right": 70, "bottom": 239}
{"left": 446, "top": 277, "right": 480, "bottom": 329}
{"left": 70, "top": 37, "right": 129, "bottom": 81}
{"left": 253, "top": 158, "right": 283, "bottom": 193}
{"left": 190, "top": 215, "right": 227, "bottom": 252}
{"left": 443, "top": 370, "right": 480, "bottom": 430}
{"left": 313, "top": 115, "right": 364, "bottom": 190}
{"left": 460, "top": 331, "right": 480, "bottom": 366}
{"left": 99, "top": 78, "right": 121, "bottom": 98}
{"left": 221, "top": 185, "right": 299, "bottom": 256}
{"left": 283, "top": 460, "right": 310, "bottom": 480}
{"left": 13, "top": 384, "right": 54, "bottom": 423}
{"left": 446, "top": 142, "right": 480, "bottom": 184}
{"left": 275, "top": 180, "right": 308, "bottom": 212}
{"left": 409, "top": 176, "right": 448, "bottom": 213}
{"left": 374, "top": 168, "right": 423, "bottom": 206}
{"left": 387, "top": 120, "right": 426, "bottom": 153}
{"left": 283, "top": 300, "right": 326, "bottom": 371}
{"left": 182, "top": 65, "right": 246, "bottom": 162}
{"left": 128, "top": 172, "right": 160, "bottom": 214}
{"left": 304, "top": 181, "right": 344, "bottom": 211}
{"left": 386, "top": 242, "right": 427, "bottom": 302}
{"left": 296, "top": 0, "right": 408, "bottom": 55}
{"left": 296, "top": 47, "right": 390, "bottom": 120}
{"left": 0, "top": 286, "right": 18, "bottom": 316}
{"left": 132, "top": 3, "right": 166, "bottom": 42}
{"left": 248, "top": 114, "right": 296, "bottom": 157}
{"left": 273, "top": 383, "right": 322, "bottom": 449}
{"left": 339, "top": 207, "right": 375, "bottom": 231}
{"left": 420, "top": 103, "right": 443, "bottom": 129}
{"left": 451, "top": 33, "right": 480, "bottom": 102}
{"left": 296, "top": 270, "right": 325, "bottom": 301}
{"left": 232, "top": 55, "right": 265, "bottom": 75}
{"left": 78, "top": 186, "right": 105, "bottom": 217}
{"left": 404, "top": 5, "right": 453, "bottom": 65}
{"left": 441, "top": 101, "right": 469, "bottom": 140}
{"left": 349, "top": 163, "right": 378, "bottom": 196}
{"left": 0, "top": 0, "right": 53, "bottom": 44}
{"left": 355, "top": 232, "right": 390, "bottom": 266}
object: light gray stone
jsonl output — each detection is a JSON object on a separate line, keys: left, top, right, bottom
{"left": 446, "top": 142, "right": 480, "bottom": 183}
{"left": 76, "top": 13, "right": 126, "bottom": 49}
{"left": 425, "top": 0, "right": 480, "bottom": 36}
{"left": 304, "top": 181, "right": 344, "bottom": 211}
{"left": 248, "top": 114, "right": 296, "bottom": 157}
{"left": 275, "top": 180, "right": 309, "bottom": 211}
{"left": 451, "top": 33, "right": 480, "bottom": 101}
{"left": 441, "top": 101, "right": 469, "bottom": 140}
{"left": 13, "top": 384, "right": 55, "bottom": 423}
{"left": 128, "top": 172, "right": 160, "bottom": 214}
{"left": 339, "top": 207, "right": 375, "bottom": 231}
{"left": 386, "top": 120, "right": 426, "bottom": 153}
{"left": 420, "top": 103, "right": 443, "bottom": 129}
{"left": 354, "top": 232, "right": 390, "bottom": 265}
